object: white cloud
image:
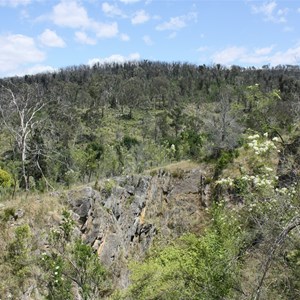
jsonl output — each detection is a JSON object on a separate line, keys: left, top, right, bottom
{"left": 131, "top": 10, "right": 150, "bottom": 25}
{"left": 92, "top": 21, "right": 118, "bottom": 38}
{"left": 211, "top": 44, "right": 300, "bottom": 66}
{"left": 0, "top": 0, "right": 31, "bottom": 7}
{"left": 156, "top": 12, "right": 197, "bottom": 31}
{"left": 52, "top": 1, "right": 90, "bottom": 28}
{"left": 0, "top": 34, "right": 45, "bottom": 77}
{"left": 212, "top": 46, "right": 247, "bottom": 65}
{"left": 277, "top": 8, "right": 288, "bottom": 16}
{"left": 120, "top": 33, "right": 130, "bottom": 41}
{"left": 102, "top": 2, "right": 124, "bottom": 17}
{"left": 276, "top": 8, "right": 289, "bottom": 23}
{"left": 49, "top": 1, "right": 118, "bottom": 39}
{"left": 75, "top": 31, "right": 96, "bottom": 45}
{"left": 39, "top": 29, "right": 66, "bottom": 47}
{"left": 156, "top": 16, "right": 186, "bottom": 31}
{"left": 252, "top": 1, "right": 277, "bottom": 16}
{"left": 19, "top": 64, "right": 56, "bottom": 76}
{"left": 268, "top": 46, "right": 300, "bottom": 65}
{"left": 143, "top": 35, "right": 153, "bottom": 46}
{"left": 88, "top": 52, "right": 140, "bottom": 66}
{"left": 119, "top": 0, "right": 140, "bottom": 4}
{"left": 254, "top": 45, "right": 274, "bottom": 55}
{"left": 251, "top": 1, "right": 288, "bottom": 23}
{"left": 128, "top": 52, "right": 140, "bottom": 60}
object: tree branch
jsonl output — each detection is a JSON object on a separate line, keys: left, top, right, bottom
{"left": 252, "top": 215, "right": 300, "bottom": 300}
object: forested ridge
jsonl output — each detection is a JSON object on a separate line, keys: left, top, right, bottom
{"left": 0, "top": 61, "right": 299, "bottom": 299}
{"left": 1, "top": 61, "right": 300, "bottom": 188}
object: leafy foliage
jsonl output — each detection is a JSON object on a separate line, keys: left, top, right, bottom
{"left": 0, "top": 168, "right": 12, "bottom": 188}
{"left": 1, "top": 62, "right": 299, "bottom": 189}
{"left": 40, "top": 209, "right": 112, "bottom": 300}
{"left": 215, "top": 132, "right": 300, "bottom": 299}
{"left": 126, "top": 205, "right": 243, "bottom": 300}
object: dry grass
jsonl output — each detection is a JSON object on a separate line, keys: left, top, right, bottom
{"left": 0, "top": 190, "right": 67, "bottom": 297}
{"left": 144, "top": 160, "right": 202, "bottom": 175}
{"left": 0, "top": 190, "right": 67, "bottom": 259}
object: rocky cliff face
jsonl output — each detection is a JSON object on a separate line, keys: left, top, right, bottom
{"left": 67, "top": 168, "right": 210, "bottom": 288}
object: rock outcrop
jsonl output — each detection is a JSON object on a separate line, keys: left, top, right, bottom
{"left": 67, "top": 167, "right": 210, "bottom": 288}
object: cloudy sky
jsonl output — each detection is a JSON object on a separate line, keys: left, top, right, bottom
{"left": 0, "top": 0, "right": 300, "bottom": 78}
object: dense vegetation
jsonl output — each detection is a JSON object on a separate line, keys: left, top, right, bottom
{"left": 0, "top": 61, "right": 300, "bottom": 191}
{"left": 0, "top": 61, "right": 299, "bottom": 299}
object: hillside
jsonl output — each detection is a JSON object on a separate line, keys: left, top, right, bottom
{"left": 0, "top": 62, "right": 299, "bottom": 299}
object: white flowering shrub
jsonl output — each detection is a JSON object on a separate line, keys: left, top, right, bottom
{"left": 215, "top": 131, "right": 299, "bottom": 221}
{"left": 216, "top": 177, "right": 235, "bottom": 187}
{"left": 216, "top": 132, "right": 285, "bottom": 197}
{"left": 246, "top": 132, "right": 278, "bottom": 155}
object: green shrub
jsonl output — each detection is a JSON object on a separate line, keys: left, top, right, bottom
{"left": 181, "top": 130, "right": 204, "bottom": 158}
{"left": 103, "top": 179, "right": 115, "bottom": 196}
{"left": 233, "top": 177, "right": 249, "bottom": 195}
{"left": 126, "top": 205, "right": 242, "bottom": 300}
{"left": 1, "top": 207, "right": 15, "bottom": 222}
{"left": 63, "top": 169, "right": 79, "bottom": 188}
{"left": 122, "top": 136, "right": 140, "bottom": 150}
{"left": 6, "top": 225, "right": 31, "bottom": 281}
{"left": 0, "top": 169, "right": 12, "bottom": 188}
{"left": 214, "top": 150, "right": 238, "bottom": 177}
{"left": 60, "top": 209, "right": 75, "bottom": 241}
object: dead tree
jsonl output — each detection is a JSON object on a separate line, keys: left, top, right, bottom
{"left": 0, "top": 82, "right": 46, "bottom": 190}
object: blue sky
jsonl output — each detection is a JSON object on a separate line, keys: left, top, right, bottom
{"left": 0, "top": 0, "right": 300, "bottom": 78}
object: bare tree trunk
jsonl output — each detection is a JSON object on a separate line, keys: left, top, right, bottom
{"left": 21, "top": 143, "right": 29, "bottom": 190}
{"left": 0, "top": 82, "right": 46, "bottom": 191}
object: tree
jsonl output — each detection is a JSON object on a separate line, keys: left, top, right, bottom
{"left": 71, "top": 141, "right": 104, "bottom": 182}
{"left": 88, "top": 74, "right": 111, "bottom": 118}
{"left": 119, "top": 77, "right": 144, "bottom": 118}
{"left": 244, "top": 84, "right": 282, "bottom": 132}
{"left": 150, "top": 76, "right": 170, "bottom": 109}
{"left": 168, "top": 105, "right": 185, "bottom": 138}
{"left": 203, "top": 85, "right": 243, "bottom": 157}
{"left": 0, "top": 82, "right": 47, "bottom": 190}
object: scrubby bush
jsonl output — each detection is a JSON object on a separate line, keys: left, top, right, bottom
{"left": 125, "top": 204, "right": 242, "bottom": 300}
{"left": 103, "top": 179, "right": 116, "bottom": 196}
{"left": 0, "top": 169, "right": 12, "bottom": 188}
{"left": 122, "top": 136, "right": 140, "bottom": 150}
{"left": 0, "top": 207, "right": 15, "bottom": 222}
{"left": 214, "top": 149, "right": 238, "bottom": 177}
